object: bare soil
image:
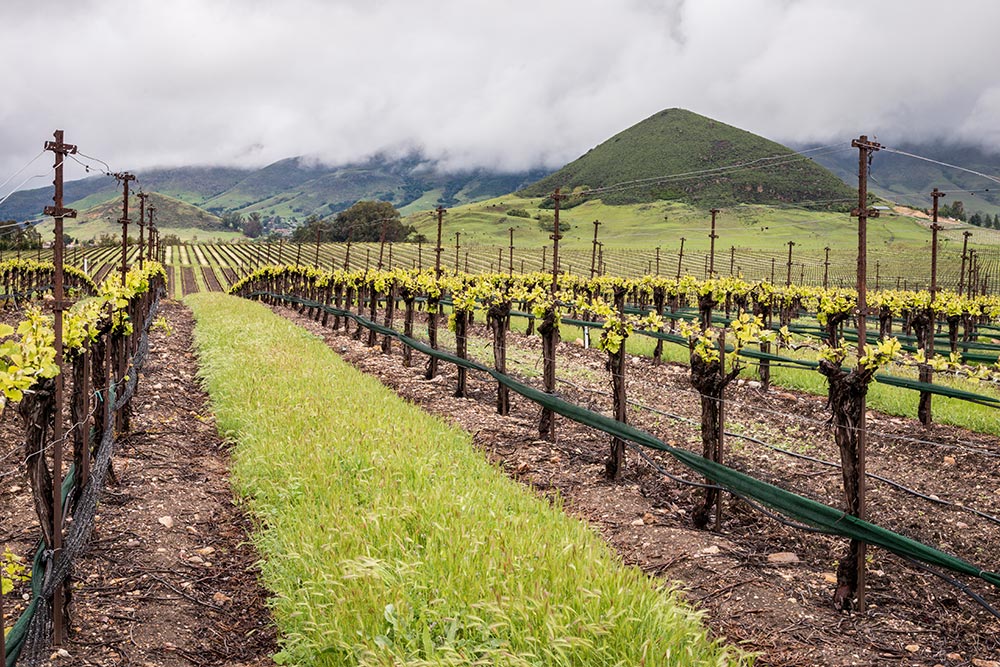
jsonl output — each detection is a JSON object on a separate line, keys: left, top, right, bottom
{"left": 0, "top": 300, "right": 276, "bottom": 666}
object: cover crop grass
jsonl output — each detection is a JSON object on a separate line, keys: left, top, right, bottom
{"left": 187, "top": 293, "right": 750, "bottom": 666}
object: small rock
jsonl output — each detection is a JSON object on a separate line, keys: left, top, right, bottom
{"left": 947, "top": 653, "right": 963, "bottom": 661}
{"left": 767, "top": 552, "right": 800, "bottom": 565}
{"left": 630, "top": 518, "right": 645, "bottom": 526}
{"left": 956, "top": 521, "right": 969, "bottom": 529}
{"left": 157, "top": 515, "right": 174, "bottom": 529}
{"left": 642, "top": 512, "right": 656, "bottom": 525}
{"left": 196, "top": 546, "right": 216, "bottom": 556}
{"left": 188, "top": 555, "right": 205, "bottom": 564}
{"left": 701, "top": 545, "right": 720, "bottom": 555}
{"left": 747, "top": 380, "right": 762, "bottom": 390}
{"left": 822, "top": 572, "right": 838, "bottom": 584}
{"left": 186, "top": 525, "right": 200, "bottom": 535}
{"left": 9, "top": 485, "right": 21, "bottom": 493}
{"left": 212, "top": 591, "right": 233, "bottom": 605}
{"left": 905, "top": 644, "right": 920, "bottom": 653}
{"left": 972, "top": 659, "right": 1000, "bottom": 667}
{"left": 126, "top": 539, "right": 141, "bottom": 548}
{"left": 630, "top": 356, "right": 641, "bottom": 366}
{"left": 50, "top": 649, "right": 71, "bottom": 659}
{"left": 943, "top": 455, "right": 956, "bottom": 466}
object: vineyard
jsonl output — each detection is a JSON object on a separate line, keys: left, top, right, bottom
{"left": 2, "top": 242, "right": 1000, "bottom": 663}
{"left": 224, "top": 263, "right": 1000, "bottom": 663}
{"left": 10, "top": 235, "right": 1000, "bottom": 300}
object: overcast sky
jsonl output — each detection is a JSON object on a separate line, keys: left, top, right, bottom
{"left": 3, "top": 0, "right": 1000, "bottom": 185}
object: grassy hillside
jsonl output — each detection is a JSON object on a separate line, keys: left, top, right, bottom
{"left": 407, "top": 195, "right": 945, "bottom": 254}
{"left": 520, "top": 108, "right": 854, "bottom": 208}
{"left": 37, "top": 191, "right": 242, "bottom": 243}
{"left": 204, "top": 157, "right": 550, "bottom": 220}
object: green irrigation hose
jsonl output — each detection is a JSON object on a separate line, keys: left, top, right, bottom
{"left": 4, "top": 459, "right": 81, "bottom": 667}
{"left": 253, "top": 291, "right": 1000, "bottom": 592}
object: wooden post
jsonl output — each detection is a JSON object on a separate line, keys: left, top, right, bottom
{"left": 508, "top": 227, "right": 515, "bottom": 276}
{"left": 823, "top": 246, "right": 831, "bottom": 289}
{"left": 849, "top": 134, "right": 881, "bottom": 611}
{"left": 44, "top": 129, "right": 78, "bottom": 645}
{"left": 676, "top": 237, "right": 685, "bottom": 279}
{"left": 539, "top": 189, "right": 563, "bottom": 439}
{"left": 716, "top": 328, "right": 726, "bottom": 529}
{"left": 708, "top": 208, "right": 720, "bottom": 276}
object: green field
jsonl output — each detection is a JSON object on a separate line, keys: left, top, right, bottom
{"left": 188, "top": 292, "right": 750, "bottom": 666}
{"left": 404, "top": 196, "right": 997, "bottom": 288}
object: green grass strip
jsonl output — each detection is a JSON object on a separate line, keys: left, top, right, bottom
{"left": 186, "top": 293, "right": 750, "bottom": 667}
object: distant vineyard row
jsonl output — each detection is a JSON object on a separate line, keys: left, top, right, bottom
{"left": 7, "top": 240, "right": 996, "bottom": 298}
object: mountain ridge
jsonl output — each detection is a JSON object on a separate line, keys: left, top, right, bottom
{"left": 0, "top": 155, "right": 550, "bottom": 229}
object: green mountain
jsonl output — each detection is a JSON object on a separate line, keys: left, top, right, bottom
{"left": 0, "top": 156, "right": 549, "bottom": 232}
{"left": 519, "top": 108, "right": 854, "bottom": 208}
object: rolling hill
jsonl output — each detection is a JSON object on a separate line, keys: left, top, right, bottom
{"left": 518, "top": 108, "right": 855, "bottom": 208}
{"left": 0, "top": 155, "right": 549, "bottom": 231}
{"left": 41, "top": 192, "right": 236, "bottom": 243}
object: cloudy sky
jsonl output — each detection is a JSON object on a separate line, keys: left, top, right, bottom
{"left": 3, "top": 0, "right": 999, "bottom": 184}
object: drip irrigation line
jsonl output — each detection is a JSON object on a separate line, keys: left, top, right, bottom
{"left": 626, "top": 438, "right": 839, "bottom": 536}
{"left": 558, "top": 376, "right": 1000, "bottom": 528}
{"left": 649, "top": 373, "right": 1000, "bottom": 460}
{"left": 897, "top": 554, "right": 1000, "bottom": 621}
{"left": 624, "top": 441, "right": 724, "bottom": 492}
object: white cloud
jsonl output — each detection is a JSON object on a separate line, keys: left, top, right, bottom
{"left": 2, "top": 0, "right": 999, "bottom": 185}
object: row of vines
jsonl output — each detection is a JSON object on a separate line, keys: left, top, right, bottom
{"left": 232, "top": 264, "right": 1000, "bottom": 611}
{"left": 0, "top": 261, "right": 165, "bottom": 667}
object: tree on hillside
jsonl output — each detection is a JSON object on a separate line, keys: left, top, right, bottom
{"left": 326, "top": 201, "right": 418, "bottom": 242}
{"left": 243, "top": 212, "right": 263, "bottom": 238}
{"left": 221, "top": 211, "right": 243, "bottom": 230}
{"left": 0, "top": 222, "right": 41, "bottom": 251}
{"left": 941, "top": 200, "right": 967, "bottom": 221}
{"left": 290, "top": 214, "right": 331, "bottom": 243}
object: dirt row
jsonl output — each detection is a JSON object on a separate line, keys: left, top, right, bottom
{"left": 0, "top": 300, "right": 275, "bottom": 666}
